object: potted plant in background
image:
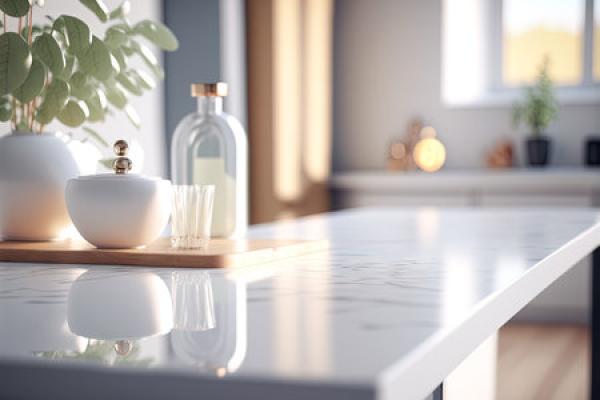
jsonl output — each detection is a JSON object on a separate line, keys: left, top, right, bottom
{"left": 512, "top": 57, "right": 558, "bottom": 167}
{"left": 0, "top": 0, "right": 178, "bottom": 241}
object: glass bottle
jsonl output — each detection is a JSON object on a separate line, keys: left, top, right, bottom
{"left": 171, "top": 83, "right": 247, "bottom": 238}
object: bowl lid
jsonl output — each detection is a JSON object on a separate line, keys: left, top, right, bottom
{"left": 72, "top": 173, "right": 166, "bottom": 182}
{"left": 75, "top": 138, "right": 169, "bottom": 182}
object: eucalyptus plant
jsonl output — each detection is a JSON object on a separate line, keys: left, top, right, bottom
{"left": 512, "top": 57, "right": 558, "bottom": 137}
{"left": 0, "top": 0, "right": 178, "bottom": 146}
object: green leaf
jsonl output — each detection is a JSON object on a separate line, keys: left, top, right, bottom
{"left": 33, "top": 33, "right": 65, "bottom": 76}
{"left": 133, "top": 20, "right": 178, "bottom": 51}
{"left": 130, "top": 41, "right": 163, "bottom": 79}
{"left": 110, "top": 21, "right": 132, "bottom": 34}
{"left": 36, "top": 78, "right": 69, "bottom": 124}
{"left": 121, "top": 43, "right": 134, "bottom": 56}
{"left": 131, "top": 40, "right": 157, "bottom": 65}
{"left": 129, "top": 69, "right": 155, "bottom": 90}
{"left": 69, "top": 71, "right": 94, "bottom": 99}
{"left": 13, "top": 59, "right": 45, "bottom": 103}
{"left": 78, "top": 36, "right": 115, "bottom": 81}
{"left": 16, "top": 117, "right": 28, "bottom": 131}
{"left": 124, "top": 104, "right": 140, "bottom": 129}
{"left": 0, "top": 0, "right": 30, "bottom": 17}
{"left": 111, "top": 47, "right": 126, "bottom": 70}
{"left": 0, "top": 96, "right": 11, "bottom": 122}
{"left": 99, "top": 158, "right": 115, "bottom": 169}
{"left": 104, "top": 26, "right": 128, "bottom": 48}
{"left": 60, "top": 54, "right": 76, "bottom": 79}
{"left": 150, "top": 64, "right": 164, "bottom": 80}
{"left": 58, "top": 99, "right": 89, "bottom": 127}
{"left": 109, "top": 52, "right": 121, "bottom": 75}
{"left": 116, "top": 71, "right": 142, "bottom": 96}
{"left": 56, "top": 16, "right": 92, "bottom": 55}
{"left": 82, "top": 126, "right": 109, "bottom": 147}
{"left": 109, "top": 0, "right": 130, "bottom": 20}
{"left": 20, "top": 24, "right": 44, "bottom": 41}
{"left": 85, "top": 87, "right": 107, "bottom": 121}
{"left": 0, "top": 32, "right": 32, "bottom": 96}
{"left": 79, "top": 0, "right": 109, "bottom": 23}
{"left": 104, "top": 80, "right": 127, "bottom": 109}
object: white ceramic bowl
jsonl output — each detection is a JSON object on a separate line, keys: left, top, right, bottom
{"left": 66, "top": 174, "right": 171, "bottom": 248}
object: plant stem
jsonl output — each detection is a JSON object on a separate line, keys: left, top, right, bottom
{"left": 17, "top": 16, "right": 21, "bottom": 35}
{"left": 11, "top": 98, "right": 16, "bottom": 131}
{"left": 28, "top": 6, "right": 33, "bottom": 45}
{"left": 29, "top": 100, "right": 35, "bottom": 131}
{"left": 3, "top": 13, "right": 6, "bottom": 33}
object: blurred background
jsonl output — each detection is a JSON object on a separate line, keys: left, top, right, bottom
{"left": 1, "top": 0, "right": 598, "bottom": 398}
{"left": 167, "top": 1, "right": 598, "bottom": 399}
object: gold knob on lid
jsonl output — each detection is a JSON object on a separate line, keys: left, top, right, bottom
{"left": 112, "top": 140, "right": 132, "bottom": 175}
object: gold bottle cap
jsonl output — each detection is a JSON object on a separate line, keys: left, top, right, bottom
{"left": 191, "top": 82, "right": 228, "bottom": 97}
{"left": 112, "top": 140, "right": 132, "bottom": 175}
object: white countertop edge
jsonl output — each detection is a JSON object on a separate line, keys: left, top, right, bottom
{"left": 0, "top": 358, "right": 376, "bottom": 400}
{"left": 375, "top": 219, "right": 600, "bottom": 400}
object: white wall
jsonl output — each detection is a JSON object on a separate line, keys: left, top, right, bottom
{"left": 333, "top": 0, "right": 600, "bottom": 171}
{"left": 0, "top": 0, "right": 166, "bottom": 177}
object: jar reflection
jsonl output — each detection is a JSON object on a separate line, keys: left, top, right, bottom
{"left": 170, "top": 272, "right": 247, "bottom": 376}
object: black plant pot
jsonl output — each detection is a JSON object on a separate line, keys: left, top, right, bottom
{"left": 526, "top": 136, "right": 551, "bottom": 167}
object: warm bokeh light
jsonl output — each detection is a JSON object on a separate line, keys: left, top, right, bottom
{"left": 420, "top": 126, "right": 437, "bottom": 139}
{"left": 413, "top": 138, "right": 446, "bottom": 172}
{"left": 390, "top": 142, "right": 407, "bottom": 159}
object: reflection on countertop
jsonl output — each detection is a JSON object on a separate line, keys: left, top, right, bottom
{"left": 0, "top": 265, "right": 249, "bottom": 376}
{"left": 1, "top": 209, "right": 599, "bottom": 385}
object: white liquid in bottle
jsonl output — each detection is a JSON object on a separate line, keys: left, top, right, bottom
{"left": 171, "top": 83, "right": 247, "bottom": 238}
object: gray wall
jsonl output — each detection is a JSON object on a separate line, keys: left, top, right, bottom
{"left": 164, "top": 0, "right": 222, "bottom": 175}
{"left": 333, "top": 0, "right": 600, "bottom": 171}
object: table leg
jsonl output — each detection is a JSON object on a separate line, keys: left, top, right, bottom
{"left": 592, "top": 248, "right": 600, "bottom": 400}
{"left": 432, "top": 383, "right": 443, "bottom": 400}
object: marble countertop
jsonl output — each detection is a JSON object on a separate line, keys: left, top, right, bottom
{"left": 1, "top": 208, "right": 600, "bottom": 400}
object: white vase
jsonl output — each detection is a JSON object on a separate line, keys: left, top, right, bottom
{"left": 0, "top": 132, "right": 80, "bottom": 241}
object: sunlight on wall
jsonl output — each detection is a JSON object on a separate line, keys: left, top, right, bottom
{"left": 273, "top": 0, "right": 302, "bottom": 202}
{"left": 442, "top": 0, "right": 491, "bottom": 104}
{"left": 303, "top": 0, "right": 333, "bottom": 184}
{"left": 273, "top": 0, "right": 333, "bottom": 202}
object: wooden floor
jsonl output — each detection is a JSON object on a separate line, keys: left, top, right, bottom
{"left": 497, "top": 323, "right": 589, "bottom": 400}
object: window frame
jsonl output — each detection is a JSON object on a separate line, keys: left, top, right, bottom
{"left": 441, "top": 0, "right": 600, "bottom": 107}
{"left": 492, "top": 0, "right": 598, "bottom": 92}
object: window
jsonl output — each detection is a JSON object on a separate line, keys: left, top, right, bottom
{"left": 442, "top": 0, "right": 599, "bottom": 106}
{"left": 502, "top": 0, "right": 584, "bottom": 86}
{"left": 500, "top": 0, "right": 598, "bottom": 88}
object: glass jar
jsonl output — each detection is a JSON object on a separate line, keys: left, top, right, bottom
{"left": 171, "top": 83, "right": 247, "bottom": 238}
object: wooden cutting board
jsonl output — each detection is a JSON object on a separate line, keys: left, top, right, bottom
{"left": 0, "top": 238, "right": 327, "bottom": 268}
